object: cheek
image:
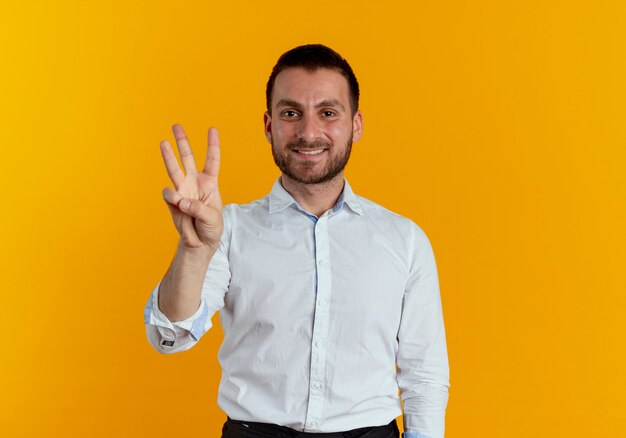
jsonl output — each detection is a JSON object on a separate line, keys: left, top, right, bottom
{"left": 272, "top": 124, "right": 293, "bottom": 143}
{"left": 328, "top": 123, "right": 352, "bottom": 142}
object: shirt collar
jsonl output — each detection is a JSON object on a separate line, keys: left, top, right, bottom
{"left": 268, "top": 176, "right": 363, "bottom": 216}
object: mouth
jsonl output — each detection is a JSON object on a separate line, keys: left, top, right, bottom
{"left": 292, "top": 148, "right": 328, "bottom": 156}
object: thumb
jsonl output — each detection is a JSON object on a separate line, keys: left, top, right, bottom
{"left": 178, "top": 198, "right": 210, "bottom": 222}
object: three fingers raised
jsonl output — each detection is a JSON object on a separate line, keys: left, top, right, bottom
{"left": 160, "top": 125, "right": 221, "bottom": 188}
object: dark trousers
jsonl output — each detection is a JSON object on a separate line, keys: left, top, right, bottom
{"left": 221, "top": 417, "right": 400, "bottom": 438}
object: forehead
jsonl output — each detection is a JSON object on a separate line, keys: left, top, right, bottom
{"left": 272, "top": 67, "right": 350, "bottom": 107}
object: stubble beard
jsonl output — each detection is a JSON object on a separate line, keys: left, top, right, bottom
{"left": 271, "top": 137, "right": 353, "bottom": 185}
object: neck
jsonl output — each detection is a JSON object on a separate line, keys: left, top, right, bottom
{"left": 280, "top": 173, "right": 345, "bottom": 218}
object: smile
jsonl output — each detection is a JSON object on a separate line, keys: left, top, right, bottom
{"left": 294, "top": 149, "right": 327, "bottom": 155}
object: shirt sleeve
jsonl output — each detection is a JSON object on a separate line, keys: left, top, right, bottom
{"left": 143, "top": 205, "right": 233, "bottom": 354}
{"left": 396, "top": 222, "right": 450, "bottom": 438}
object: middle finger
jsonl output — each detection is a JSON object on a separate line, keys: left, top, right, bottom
{"left": 172, "top": 123, "right": 198, "bottom": 175}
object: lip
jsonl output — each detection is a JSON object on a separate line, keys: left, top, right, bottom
{"left": 291, "top": 148, "right": 328, "bottom": 160}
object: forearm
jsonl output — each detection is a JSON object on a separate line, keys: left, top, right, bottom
{"left": 401, "top": 379, "right": 449, "bottom": 437}
{"left": 158, "top": 241, "right": 216, "bottom": 322}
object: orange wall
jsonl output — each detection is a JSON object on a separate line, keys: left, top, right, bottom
{"left": 1, "top": 1, "right": 625, "bottom": 436}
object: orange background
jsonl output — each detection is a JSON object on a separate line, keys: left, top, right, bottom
{"left": 1, "top": 1, "right": 625, "bottom": 436}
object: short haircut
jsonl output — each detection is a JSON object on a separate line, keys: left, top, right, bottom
{"left": 266, "top": 44, "right": 360, "bottom": 115}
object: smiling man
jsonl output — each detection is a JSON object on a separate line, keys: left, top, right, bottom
{"left": 144, "top": 44, "right": 450, "bottom": 438}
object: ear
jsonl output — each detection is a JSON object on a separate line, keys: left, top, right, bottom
{"left": 263, "top": 111, "right": 272, "bottom": 144}
{"left": 352, "top": 110, "right": 363, "bottom": 142}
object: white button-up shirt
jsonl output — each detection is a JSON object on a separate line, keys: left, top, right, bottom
{"left": 144, "top": 178, "right": 450, "bottom": 438}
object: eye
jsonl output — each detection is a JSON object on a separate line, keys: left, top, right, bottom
{"left": 282, "top": 110, "right": 299, "bottom": 118}
{"left": 322, "top": 110, "right": 336, "bottom": 117}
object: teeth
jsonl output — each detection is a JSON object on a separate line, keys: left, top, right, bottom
{"left": 297, "top": 149, "right": 325, "bottom": 155}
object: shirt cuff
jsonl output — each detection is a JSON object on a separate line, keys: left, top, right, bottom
{"left": 143, "top": 281, "right": 211, "bottom": 353}
{"left": 403, "top": 432, "right": 433, "bottom": 438}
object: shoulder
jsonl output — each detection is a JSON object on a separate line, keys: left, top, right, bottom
{"left": 217, "top": 197, "right": 270, "bottom": 251}
{"left": 355, "top": 194, "right": 433, "bottom": 253}
{"left": 222, "top": 195, "right": 270, "bottom": 218}
{"left": 358, "top": 195, "right": 426, "bottom": 233}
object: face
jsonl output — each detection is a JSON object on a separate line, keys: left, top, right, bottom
{"left": 264, "top": 67, "right": 363, "bottom": 185}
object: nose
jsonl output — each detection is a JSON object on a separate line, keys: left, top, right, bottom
{"left": 297, "top": 114, "right": 322, "bottom": 143}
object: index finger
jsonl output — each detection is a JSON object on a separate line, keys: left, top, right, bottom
{"left": 202, "top": 127, "right": 220, "bottom": 178}
{"left": 160, "top": 140, "right": 185, "bottom": 189}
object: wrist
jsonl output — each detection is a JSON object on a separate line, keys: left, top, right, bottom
{"left": 177, "top": 240, "right": 217, "bottom": 259}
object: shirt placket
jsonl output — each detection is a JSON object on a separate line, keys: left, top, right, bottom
{"left": 304, "top": 212, "right": 332, "bottom": 432}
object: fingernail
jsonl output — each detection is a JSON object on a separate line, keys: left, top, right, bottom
{"left": 180, "top": 199, "right": 190, "bottom": 210}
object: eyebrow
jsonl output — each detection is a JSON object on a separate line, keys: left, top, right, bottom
{"left": 276, "top": 99, "right": 302, "bottom": 109}
{"left": 317, "top": 99, "right": 345, "bottom": 111}
{"left": 275, "top": 98, "right": 346, "bottom": 111}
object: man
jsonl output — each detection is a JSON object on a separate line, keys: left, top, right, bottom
{"left": 144, "top": 44, "right": 450, "bottom": 438}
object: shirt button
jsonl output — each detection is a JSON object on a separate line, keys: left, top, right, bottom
{"left": 318, "top": 259, "right": 327, "bottom": 266}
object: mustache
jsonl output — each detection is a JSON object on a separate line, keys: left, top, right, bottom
{"left": 286, "top": 139, "right": 332, "bottom": 150}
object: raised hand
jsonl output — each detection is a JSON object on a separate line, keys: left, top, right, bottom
{"left": 160, "top": 124, "right": 223, "bottom": 251}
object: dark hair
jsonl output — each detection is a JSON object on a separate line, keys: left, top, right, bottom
{"left": 266, "top": 44, "right": 360, "bottom": 115}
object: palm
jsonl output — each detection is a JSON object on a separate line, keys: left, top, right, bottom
{"left": 177, "top": 172, "right": 217, "bottom": 203}
{"left": 160, "top": 124, "right": 223, "bottom": 250}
